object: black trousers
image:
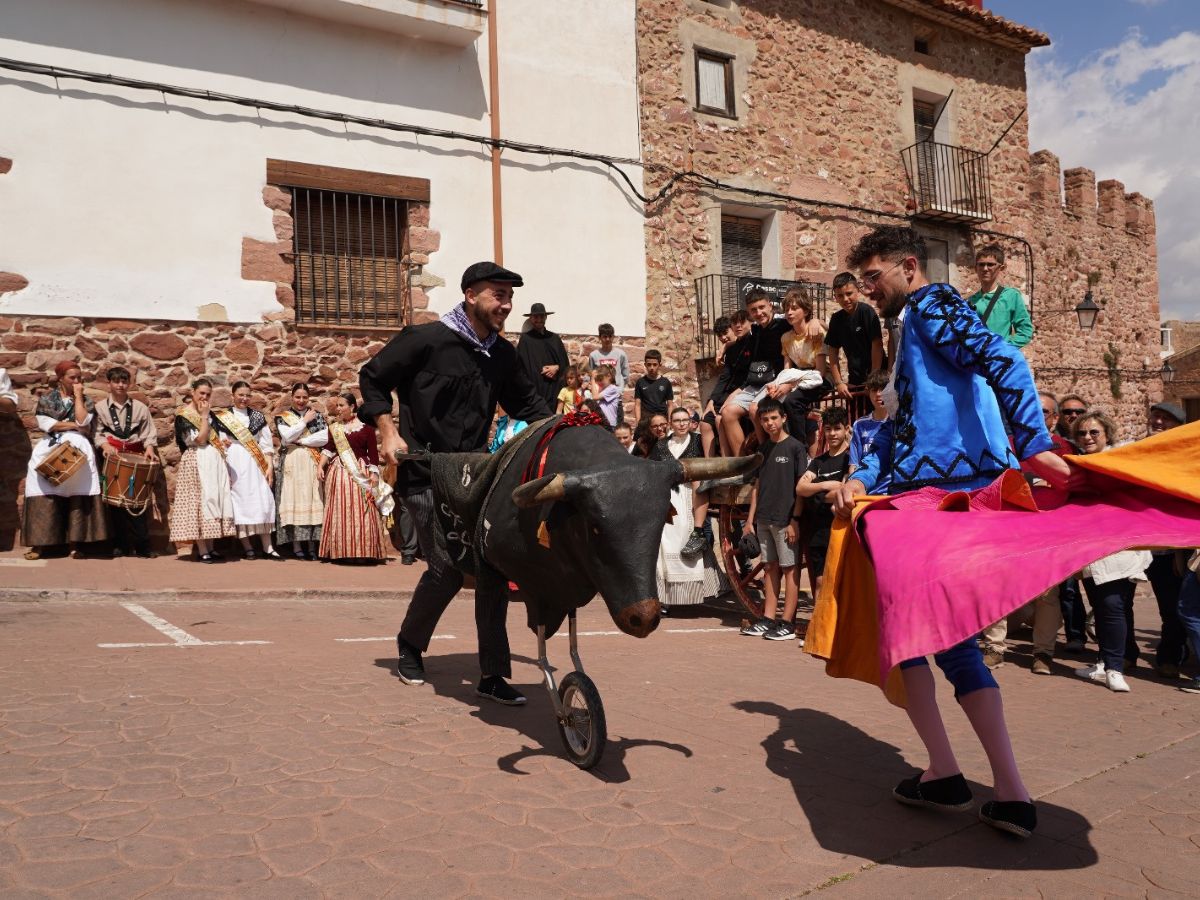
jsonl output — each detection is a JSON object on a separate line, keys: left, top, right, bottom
{"left": 1147, "top": 552, "right": 1186, "bottom": 666}
{"left": 397, "top": 488, "right": 512, "bottom": 679}
{"left": 394, "top": 503, "right": 419, "bottom": 558}
{"left": 108, "top": 506, "right": 151, "bottom": 555}
{"left": 781, "top": 377, "right": 833, "bottom": 440}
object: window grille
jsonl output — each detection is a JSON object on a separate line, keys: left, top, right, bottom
{"left": 695, "top": 50, "right": 735, "bottom": 116}
{"left": 291, "top": 188, "right": 408, "bottom": 328}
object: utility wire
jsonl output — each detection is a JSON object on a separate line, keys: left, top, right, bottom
{"left": 0, "top": 54, "right": 1038, "bottom": 301}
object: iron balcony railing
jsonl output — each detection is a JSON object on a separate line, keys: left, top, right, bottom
{"left": 901, "top": 139, "right": 993, "bottom": 224}
{"left": 693, "top": 274, "right": 831, "bottom": 359}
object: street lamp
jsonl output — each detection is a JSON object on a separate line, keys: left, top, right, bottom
{"left": 1162, "top": 359, "right": 1176, "bottom": 384}
{"left": 1074, "top": 292, "right": 1100, "bottom": 330}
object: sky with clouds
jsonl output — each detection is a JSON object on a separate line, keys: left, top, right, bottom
{"left": 989, "top": 0, "right": 1199, "bottom": 321}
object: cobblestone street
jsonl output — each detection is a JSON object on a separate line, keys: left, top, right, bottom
{"left": 1, "top": 555, "right": 1199, "bottom": 897}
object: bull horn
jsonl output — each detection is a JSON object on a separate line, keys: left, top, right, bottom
{"left": 676, "top": 453, "right": 762, "bottom": 484}
{"left": 512, "top": 473, "right": 571, "bottom": 508}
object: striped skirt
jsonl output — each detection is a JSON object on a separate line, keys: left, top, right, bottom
{"left": 317, "top": 459, "right": 388, "bottom": 562}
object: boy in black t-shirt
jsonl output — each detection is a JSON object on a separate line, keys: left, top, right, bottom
{"left": 740, "top": 398, "right": 807, "bottom": 642}
{"left": 797, "top": 406, "right": 851, "bottom": 600}
{"left": 824, "top": 272, "right": 883, "bottom": 419}
{"left": 633, "top": 349, "right": 674, "bottom": 423}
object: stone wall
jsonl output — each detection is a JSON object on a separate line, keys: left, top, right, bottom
{"left": 635, "top": 0, "right": 1163, "bottom": 439}
{"left": 1023, "top": 152, "right": 1163, "bottom": 441}
{"left": 0, "top": 315, "right": 650, "bottom": 547}
{"left": 636, "top": 0, "right": 1034, "bottom": 408}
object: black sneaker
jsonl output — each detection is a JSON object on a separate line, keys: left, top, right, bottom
{"left": 740, "top": 619, "right": 773, "bottom": 637}
{"left": 396, "top": 640, "right": 426, "bottom": 686}
{"left": 979, "top": 800, "right": 1037, "bottom": 838}
{"left": 401, "top": 554, "right": 416, "bottom": 566}
{"left": 893, "top": 772, "right": 974, "bottom": 811}
{"left": 475, "top": 676, "right": 526, "bottom": 706}
{"left": 764, "top": 622, "right": 796, "bottom": 641}
{"left": 680, "top": 529, "right": 706, "bottom": 558}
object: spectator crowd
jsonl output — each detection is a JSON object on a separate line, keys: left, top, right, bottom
{"left": 2, "top": 239, "right": 1196, "bottom": 696}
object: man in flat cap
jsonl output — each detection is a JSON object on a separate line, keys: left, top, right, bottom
{"left": 516, "top": 302, "right": 570, "bottom": 407}
{"left": 360, "top": 261, "right": 552, "bottom": 705}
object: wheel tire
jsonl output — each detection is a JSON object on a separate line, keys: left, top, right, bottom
{"left": 556, "top": 671, "right": 607, "bottom": 770}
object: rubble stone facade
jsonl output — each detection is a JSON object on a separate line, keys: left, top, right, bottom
{"left": 635, "top": 0, "right": 1162, "bottom": 440}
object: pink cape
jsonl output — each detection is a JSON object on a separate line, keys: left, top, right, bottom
{"left": 812, "top": 422, "right": 1200, "bottom": 692}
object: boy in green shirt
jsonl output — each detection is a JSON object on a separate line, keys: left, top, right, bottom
{"left": 965, "top": 243, "right": 1033, "bottom": 348}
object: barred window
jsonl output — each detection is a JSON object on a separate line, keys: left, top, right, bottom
{"left": 292, "top": 188, "right": 407, "bottom": 328}
{"left": 267, "top": 159, "right": 430, "bottom": 329}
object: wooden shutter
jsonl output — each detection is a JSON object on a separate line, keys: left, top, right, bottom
{"left": 721, "top": 215, "right": 762, "bottom": 277}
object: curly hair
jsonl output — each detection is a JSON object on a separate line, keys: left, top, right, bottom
{"left": 846, "top": 225, "right": 928, "bottom": 270}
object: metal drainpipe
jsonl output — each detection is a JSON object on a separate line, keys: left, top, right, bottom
{"left": 488, "top": 0, "right": 503, "bottom": 264}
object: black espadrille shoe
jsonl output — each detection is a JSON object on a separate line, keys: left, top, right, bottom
{"left": 979, "top": 800, "right": 1037, "bottom": 838}
{"left": 893, "top": 772, "right": 974, "bottom": 811}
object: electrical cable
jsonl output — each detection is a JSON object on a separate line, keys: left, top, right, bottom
{"left": 0, "top": 54, "right": 1038, "bottom": 304}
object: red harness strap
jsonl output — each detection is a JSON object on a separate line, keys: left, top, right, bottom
{"left": 520, "top": 410, "right": 604, "bottom": 485}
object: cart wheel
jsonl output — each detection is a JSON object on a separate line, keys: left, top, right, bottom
{"left": 556, "top": 671, "right": 607, "bottom": 770}
{"left": 718, "top": 504, "right": 765, "bottom": 619}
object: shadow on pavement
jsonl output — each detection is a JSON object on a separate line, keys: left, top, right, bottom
{"left": 375, "top": 654, "right": 693, "bottom": 783}
{"left": 734, "top": 701, "right": 1099, "bottom": 870}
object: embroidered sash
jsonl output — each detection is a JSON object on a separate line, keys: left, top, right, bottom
{"left": 331, "top": 422, "right": 395, "bottom": 525}
{"left": 175, "top": 405, "right": 226, "bottom": 456}
{"left": 279, "top": 411, "right": 325, "bottom": 468}
{"left": 215, "top": 408, "right": 270, "bottom": 477}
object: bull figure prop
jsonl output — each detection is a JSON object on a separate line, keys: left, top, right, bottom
{"left": 400, "top": 415, "right": 758, "bottom": 768}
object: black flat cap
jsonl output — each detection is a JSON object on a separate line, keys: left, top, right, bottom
{"left": 1150, "top": 401, "right": 1185, "bottom": 424}
{"left": 461, "top": 261, "right": 523, "bottom": 293}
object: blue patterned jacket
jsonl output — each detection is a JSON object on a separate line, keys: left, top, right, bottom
{"left": 853, "top": 283, "right": 1053, "bottom": 495}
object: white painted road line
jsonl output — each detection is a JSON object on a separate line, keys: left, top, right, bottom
{"left": 121, "top": 602, "right": 204, "bottom": 645}
{"left": 96, "top": 602, "right": 272, "bottom": 649}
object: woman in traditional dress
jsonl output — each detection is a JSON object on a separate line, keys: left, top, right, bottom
{"left": 317, "top": 392, "right": 392, "bottom": 563}
{"left": 168, "top": 377, "right": 235, "bottom": 562}
{"left": 273, "top": 382, "right": 328, "bottom": 560}
{"left": 651, "top": 406, "right": 726, "bottom": 610}
{"left": 213, "top": 380, "right": 281, "bottom": 560}
{"left": 22, "top": 360, "right": 109, "bottom": 559}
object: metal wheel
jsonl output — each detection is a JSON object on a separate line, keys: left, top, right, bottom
{"left": 718, "top": 502, "right": 765, "bottom": 619}
{"left": 556, "top": 671, "right": 607, "bottom": 770}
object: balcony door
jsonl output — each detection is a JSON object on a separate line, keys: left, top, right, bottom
{"left": 913, "top": 97, "right": 944, "bottom": 211}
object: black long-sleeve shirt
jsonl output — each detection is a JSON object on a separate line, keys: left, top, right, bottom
{"left": 359, "top": 322, "right": 552, "bottom": 495}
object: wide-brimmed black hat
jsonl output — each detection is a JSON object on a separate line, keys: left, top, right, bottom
{"left": 523, "top": 302, "right": 555, "bottom": 317}
{"left": 460, "top": 261, "right": 524, "bottom": 293}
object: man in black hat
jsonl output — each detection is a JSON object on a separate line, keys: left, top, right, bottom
{"left": 516, "top": 302, "right": 570, "bottom": 407}
{"left": 359, "top": 261, "right": 552, "bottom": 705}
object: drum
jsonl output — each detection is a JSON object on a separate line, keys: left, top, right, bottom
{"left": 35, "top": 441, "right": 87, "bottom": 486}
{"left": 102, "top": 452, "right": 160, "bottom": 511}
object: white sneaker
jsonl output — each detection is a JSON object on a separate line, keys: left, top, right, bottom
{"left": 1074, "top": 663, "right": 1106, "bottom": 684}
{"left": 1105, "top": 670, "right": 1131, "bottom": 693}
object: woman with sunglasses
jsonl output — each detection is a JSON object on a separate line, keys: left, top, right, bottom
{"left": 631, "top": 413, "right": 668, "bottom": 458}
{"left": 1072, "top": 412, "right": 1150, "bottom": 693}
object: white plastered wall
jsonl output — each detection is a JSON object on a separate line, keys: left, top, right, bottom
{"left": 0, "top": 0, "right": 646, "bottom": 335}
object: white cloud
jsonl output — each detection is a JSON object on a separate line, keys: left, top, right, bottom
{"left": 1026, "top": 29, "right": 1200, "bottom": 321}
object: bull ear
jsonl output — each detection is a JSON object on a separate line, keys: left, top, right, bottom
{"left": 511, "top": 473, "right": 580, "bottom": 508}
{"left": 675, "top": 453, "right": 762, "bottom": 484}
